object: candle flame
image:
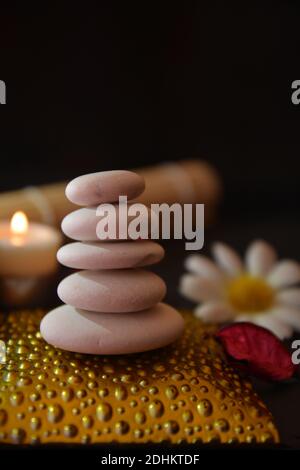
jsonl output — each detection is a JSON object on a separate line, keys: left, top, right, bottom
{"left": 10, "top": 211, "right": 29, "bottom": 235}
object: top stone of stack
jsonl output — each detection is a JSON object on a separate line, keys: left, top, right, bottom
{"left": 66, "top": 170, "right": 145, "bottom": 206}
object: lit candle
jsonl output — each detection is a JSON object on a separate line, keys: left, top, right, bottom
{"left": 0, "top": 211, "right": 62, "bottom": 277}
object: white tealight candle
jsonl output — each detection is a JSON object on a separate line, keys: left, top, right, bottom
{"left": 0, "top": 211, "right": 62, "bottom": 277}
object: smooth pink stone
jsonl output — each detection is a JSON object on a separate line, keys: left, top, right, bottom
{"left": 57, "top": 269, "right": 166, "bottom": 313}
{"left": 57, "top": 241, "right": 164, "bottom": 270}
{"left": 61, "top": 205, "right": 153, "bottom": 241}
{"left": 40, "top": 303, "right": 184, "bottom": 354}
{"left": 66, "top": 170, "right": 145, "bottom": 206}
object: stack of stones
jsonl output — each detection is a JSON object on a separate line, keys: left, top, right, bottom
{"left": 41, "top": 170, "right": 184, "bottom": 354}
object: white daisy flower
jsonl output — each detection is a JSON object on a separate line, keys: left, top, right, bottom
{"left": 179, "top": 240, "right": 300, "bottom": 339}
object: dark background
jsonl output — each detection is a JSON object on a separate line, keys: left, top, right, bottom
{"left": 0, "top": 2, "right": 299, "bottom": 217}
{"left": 1, "top": 2, "right": 300, "bottom": 448}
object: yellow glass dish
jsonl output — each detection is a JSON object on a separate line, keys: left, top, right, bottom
{"left": 0, "top": 310, "right": 279, "bottom": 445}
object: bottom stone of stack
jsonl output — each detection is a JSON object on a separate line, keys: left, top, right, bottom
{"left": 40, "top": 303, "right": 185, "bottom": 354}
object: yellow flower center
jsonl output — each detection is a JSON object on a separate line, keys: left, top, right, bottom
{"left": 227, "top": 275, "right": 274, "bottom": 313}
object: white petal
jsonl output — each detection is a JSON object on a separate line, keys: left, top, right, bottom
{"left": 272, "top": 305, "right": 300, "bottom": 331}
{"left": 245, "top": 239, "right": 277, "bottom": 276}
{"left": 267, "top": 260, "right": 300, "bottom": 288}
{"left": 250, "top": 314, "right": 292, "bottom": 339}
{"left": 234, "top": 313, "right": 292, "bottom": 339}
{"left": 194, "top": 301, "right": 234, "bottom": 323}
{"left": 179, "top": 274, "right": 223, "bottom": 303}
{"left": 212, "top": 242, "right": 243, "bottom": 276}
{"left": 184, "top": 254, "right": 224, "bottom": 282}
{"left": 233, "top": 314, "right": 253, "bottom": 322}
{"left": 276, "top": 288, "right": 300, "bottom": 308}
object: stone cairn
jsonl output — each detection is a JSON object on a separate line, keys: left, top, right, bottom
{"left": 41, "top": 170, "right": 184, "bottom": 354}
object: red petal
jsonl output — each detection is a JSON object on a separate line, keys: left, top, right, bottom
{"left": 216, "top": 322, "right": 297, "bottom": 381}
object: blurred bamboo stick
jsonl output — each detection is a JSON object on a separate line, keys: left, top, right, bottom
{"left": 0, "top": 159, "right": 222, "bottom": 226}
